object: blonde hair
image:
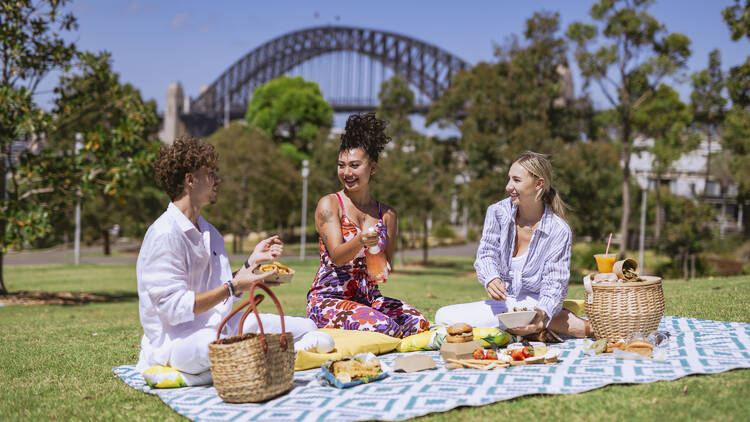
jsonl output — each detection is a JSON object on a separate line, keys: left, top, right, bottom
{"left": 514, "top": 151, "right": 569, "bottom": 221}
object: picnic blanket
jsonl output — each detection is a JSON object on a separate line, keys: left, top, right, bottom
{"left": 114, "top": 316, "right": 750, "bottom": 421}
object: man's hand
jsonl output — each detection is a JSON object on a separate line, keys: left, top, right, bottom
{"left": 233, "top": 266, "right": 280, "bottom": 292}
{"left": 487, "top": 278, "right": 507, "bottom": 301}
{"left": 505, "top": 307, "right": 547, "bottom": 336}
{"left": 247, "top": 235, "right": 283, "bottom": 268}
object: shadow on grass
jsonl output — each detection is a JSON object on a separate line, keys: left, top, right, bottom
{"left": 0, "top": 290, "right": 138, "bottom": 306}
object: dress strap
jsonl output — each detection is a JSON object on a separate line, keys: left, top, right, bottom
{"left": 335, "top": 192, "right": 346, "bottom": 217}
{"left": 377, "top": 201, "right": 383, "bottom": 221}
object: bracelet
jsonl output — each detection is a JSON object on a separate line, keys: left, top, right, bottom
{"left": 227, "top": 280, "right": 236, "bottom": 297}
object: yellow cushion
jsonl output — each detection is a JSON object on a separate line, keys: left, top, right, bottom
{"left": 294, "top": 328, "right": 401, "bottom": 371}
{"left": 563, "top": 299, "right": 585, "bottom": 315}
{"left": 142, "top": 365, "right": 187, "bottom": 388}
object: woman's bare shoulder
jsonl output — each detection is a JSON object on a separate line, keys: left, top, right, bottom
{"left": 316, "top": 193, "right": 342, "bottom": 220}
{"left": 378, "top": 202, "right": 397, "bottom": 219}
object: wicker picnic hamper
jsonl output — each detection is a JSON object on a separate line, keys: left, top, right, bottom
{"left": 208, "top": 281, "right": 295, "bottom": 403}
{"left": 583, "top": 275, "right": 665, "bottom": 343}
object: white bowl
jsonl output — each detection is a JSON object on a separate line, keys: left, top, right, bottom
{"left": 496, "top": 311, "right": 537, "bottom": 329}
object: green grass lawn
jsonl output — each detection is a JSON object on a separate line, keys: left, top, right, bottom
{"left": 1, "top": 257, "right": 749, "bottom": 421}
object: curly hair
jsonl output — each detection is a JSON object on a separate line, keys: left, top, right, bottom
{"left": 338, "top": 112, "right": 391, "bottom": 162}
{"left": 153, "top": 137, "right": 218, "bottom": 201}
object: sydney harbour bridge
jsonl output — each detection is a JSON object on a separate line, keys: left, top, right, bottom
{"left": 161, "top": 25, "right": 469, "bottom": 142}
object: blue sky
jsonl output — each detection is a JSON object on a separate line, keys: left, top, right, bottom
{"left": 36, "top": 0, "right": 750, "bottom": 116}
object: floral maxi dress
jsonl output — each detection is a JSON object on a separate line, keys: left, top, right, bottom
{"left": 306, "top": 193, "right": 429, "bottom": 338}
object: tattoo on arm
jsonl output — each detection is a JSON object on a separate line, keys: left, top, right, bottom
{"left": 318, "top": 208, "right": 333, "bottom": 225}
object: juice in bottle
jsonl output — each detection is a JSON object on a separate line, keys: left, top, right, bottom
{"left": 365, "top": 227, "right": 388, "bottom": 283}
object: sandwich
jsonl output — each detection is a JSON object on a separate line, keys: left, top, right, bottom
{"left": 445, "top": 323, "right": 474, "bottom": 343}
{"left": 625, "top": 339, "right": 654, "bottom": 357}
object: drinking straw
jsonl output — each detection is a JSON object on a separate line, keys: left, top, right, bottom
{"left": 605, "top": 232, "right": 613, "bottom": 255}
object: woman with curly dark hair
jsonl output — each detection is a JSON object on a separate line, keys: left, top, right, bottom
{"left": 306, "top": 113, "right": 429, "bottom": 338}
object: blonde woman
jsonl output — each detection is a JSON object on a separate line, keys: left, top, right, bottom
{"left": 435, "top": 151, "right": 591, "bottom": 338}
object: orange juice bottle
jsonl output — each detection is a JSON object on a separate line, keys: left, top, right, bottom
{"left": 365, "top": 227, "right": 388, "bottom": 283}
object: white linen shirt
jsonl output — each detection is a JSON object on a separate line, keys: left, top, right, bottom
{"left": 474, "top": 198, "right": 572, "bottom": 324}
{"left": 136, "top": 203, "right": 235, "bottom": 372}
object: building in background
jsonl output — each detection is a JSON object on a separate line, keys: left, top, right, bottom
{"left": 631, "top": 136, "right": 744, "bottom": 236}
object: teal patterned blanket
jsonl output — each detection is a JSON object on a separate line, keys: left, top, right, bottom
{"left": 114, "top": 316, "right": 750, "bottom": 421}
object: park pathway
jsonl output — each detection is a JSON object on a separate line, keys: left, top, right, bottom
{"left": 5, "top": 241, "right": 480, "bottom": 266}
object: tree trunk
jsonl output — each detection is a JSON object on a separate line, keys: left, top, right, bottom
{"left": 102, "top": 229, "right": 111, "bottom": 255}
{"left": 0, "top": 168, "right": 6, "bottom": 295}
{"left": 682, "top": 250, "right": 689, "bottom": 280}
{"left": 232, "top": 235, "right": 238, "bottom": 254}
{"left": 619, "top": 119, "right": 632, "bottom": 259}
{"left": 654, "top": 179, "right": 662, "bottom": 244}
{"left": 422, "top": 215, "right": 429, "bottom": 264}
{"left": 0, "top": 250, "right": 5, "bottom": 295}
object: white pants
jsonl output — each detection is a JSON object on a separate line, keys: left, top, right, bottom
{"left": 168, "top": 314, "right": 317, "bottom": 377}
{"left": 434, "top": 292, "right": 541, "bottom": 330}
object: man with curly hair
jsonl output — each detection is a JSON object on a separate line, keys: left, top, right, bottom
{"left": 136, "top": 137, "right": 316, "bottom": 384}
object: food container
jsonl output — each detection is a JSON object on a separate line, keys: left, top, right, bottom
{"left": 613, "top": 258, "right": 639, "bottom": 280}
{"left": 496, "top": 310, "right": 536, "bottom": 329}
{"left": 320, "top": 354, "right": 388, "bottom": 388}
{"left": 583, "top": 274, "right": 665, "bottom": 343}
{"left": 253, "top": 263, "right": 295, "bottom": 283}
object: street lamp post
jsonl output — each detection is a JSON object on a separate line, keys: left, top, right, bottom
{"left": 74, "top": 133, "right": 83, "bottom": 265}
{"left": 300, "top": 160, "right": 310, "bottom": 260}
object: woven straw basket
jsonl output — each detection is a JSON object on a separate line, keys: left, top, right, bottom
{"left": 583, "top": 275, "right": 665, "bottom": 343}
{"left": 208, "top": 282, "right": 295, "bottom": 403}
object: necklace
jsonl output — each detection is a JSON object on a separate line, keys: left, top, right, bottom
{"left": 516, "top": 221, "right": 539, "bottom": 233}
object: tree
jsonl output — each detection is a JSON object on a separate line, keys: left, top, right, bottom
{"left": 634, "top": 84, "right": 695, "bottom": 243}
{"left": 0, "top": 0, "right": 78, "bottom": 294}
{"left": 202, "top": 122, "right": 299, "bottom": 250}
{"left": 722, "top": 0, "right": 750, "bottom": 236}
{"left": 375, "top": 76, "right": 455, "bottom": 263}
{"left": 659, "top": 192, "right": 714, "bottom": 279}
{"left": 567, "top": 0, "right": 691, "bottom": 256}
{"left": 32, "top": 52, "right": 161, "bottom": 255}
{"left": 245, "top": 76, "right": 333, "bottom": 161}
{"left": 554, "top": 141, "right": 622, "bottom": 240}
{"left": 723, "top": 0, "right": 750, "bottom": 42}
{"left": 723, "top": 0, "right": 750, "bottom": 108}
{"left": 721, "top": 107, "right": 750, "bottom": 236}
{"left": 429, "top": 11, "right": 589, "bottom": 224}
{"left": 690, "top": 49, "right": 727, "bottom": 198}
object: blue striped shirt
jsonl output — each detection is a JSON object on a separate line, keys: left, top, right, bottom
{"left": 474, "top": 197, "right": 572, "bottom": 322}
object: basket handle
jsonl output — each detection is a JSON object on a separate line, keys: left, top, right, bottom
{"left": 214, "top": 293, "right": 265, "bottom": 341}
{"left": 239, "top": 281, "right": 289, "bottom": 353}
{"left": 583, "top": 274, "right": 594, "bottom": 304}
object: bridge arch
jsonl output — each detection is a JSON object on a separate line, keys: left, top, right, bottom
{"left": 190, "top": 25, "right": 469, "bottom": 116}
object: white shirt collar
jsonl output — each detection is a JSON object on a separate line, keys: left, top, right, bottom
{"left": 167, "top": 202, "right": 200, "bottom": 233}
